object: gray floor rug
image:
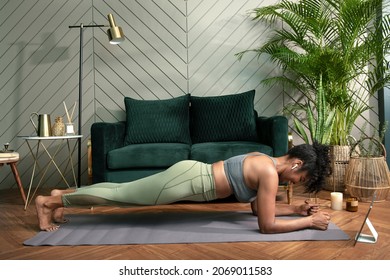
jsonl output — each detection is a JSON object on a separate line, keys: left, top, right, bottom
{"left": 24, "top": 211, "right": 349, "bottom": 246}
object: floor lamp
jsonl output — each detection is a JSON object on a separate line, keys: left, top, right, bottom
{"left": 69, "top": 14, "right": 125, "bottom": 186}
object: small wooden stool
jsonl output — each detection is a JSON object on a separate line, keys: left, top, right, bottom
{"left": 0, "top": 152, "right": 27, "bottom": 204}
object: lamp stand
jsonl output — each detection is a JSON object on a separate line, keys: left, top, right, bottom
{"left": 69, "top": 24, "right": 105, "bottom": 187}
{"left": 69, "top": 14, "right": 124, "bottom": 186}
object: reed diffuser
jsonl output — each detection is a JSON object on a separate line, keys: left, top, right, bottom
{"left": 63, "top": 101, "right": 77, "bottom": 135}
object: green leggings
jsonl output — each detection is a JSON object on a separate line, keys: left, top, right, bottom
{"left": 62, "top": 160, "right": 216, "bottom": 207}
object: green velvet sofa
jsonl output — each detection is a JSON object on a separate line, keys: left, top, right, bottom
{"left": 91, "top": 90, "right": 288, "bottom": 184}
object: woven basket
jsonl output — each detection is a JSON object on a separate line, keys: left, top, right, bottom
{"left": 324, "top": 145, "right": 350, "bottom": 192}
{"left": 345, "top": 137, "right": 390, "bottom": 202}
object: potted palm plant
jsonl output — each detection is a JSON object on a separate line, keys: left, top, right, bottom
{"left": 237, "top": 0, "right": 390, "bottom": 191}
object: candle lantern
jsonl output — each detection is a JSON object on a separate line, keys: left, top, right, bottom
{"left": 345, "top": 137, "right": 390, "bottom": 202}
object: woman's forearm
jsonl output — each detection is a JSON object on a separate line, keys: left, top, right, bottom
{"left": 258, "top": 215, "right": 313, "bottom": 234}
{"left": 251, "top": 201, "right": 299, "bottom": 217}
{"left": 274, "top": 203, "right": 298, "bottom": 216}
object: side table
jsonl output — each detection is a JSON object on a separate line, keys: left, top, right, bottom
{"left": 19, "top": 135, "right": 82, "bottom": 210}
{"left": 0, "top": 152, "right": 27, "bottom": 204}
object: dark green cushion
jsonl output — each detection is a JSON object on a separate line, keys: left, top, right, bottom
{"left": 190, "top": 142, "right": 273, "bottom": 163}
{"left": 124, "top": 95, "right": 191, "bottom": 145}
{"left": 108, "top": 143, "right": 190, "bottom": 169}
{"left": 190, "top": 90, "right": 258, "bottom": 143}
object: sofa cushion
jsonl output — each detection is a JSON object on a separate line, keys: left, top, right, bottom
{"left": 108, "top": 143, "right": 190, "bottom": 169}
{"left": 190, "top": 141, "right": 273, "bottom": 163}
{"left": 190, "top": 90, "right": 258, "bottom": 143}
{"left": 124, "top": 95, "right": 191, "bottom": 145}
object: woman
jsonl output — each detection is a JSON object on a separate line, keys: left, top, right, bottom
{"left": 35, "top": 142, "right": 332, "bottom": 233}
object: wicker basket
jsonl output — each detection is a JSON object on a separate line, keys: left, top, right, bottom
{"left": 324, "top": 145, "right": 350, "bottom": 192}
{"left": 345, "top": 137, "right": 390, "bottom": 202}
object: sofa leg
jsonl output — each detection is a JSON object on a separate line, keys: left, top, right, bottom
{"left": 87, "top": 138, "right": 92, "bottom": 185}
{"left": 286, "top": 183, "right": 293, "bottom": 205}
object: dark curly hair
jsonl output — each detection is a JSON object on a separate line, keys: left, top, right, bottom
{"left": 286, "top": 142, "right": 332, "bottom": 193}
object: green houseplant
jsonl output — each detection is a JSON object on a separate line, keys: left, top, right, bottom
{"left": 236, "top": 0, "right": 390, "bottom": 192}
{"left": 293, "top": 74, "right": 336, "bottom": 144}
{"left": 236, "top": 0, "right": 390, "bottom": 146}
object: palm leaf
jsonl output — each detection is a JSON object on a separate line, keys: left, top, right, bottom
{"left": 294, "top": 118, "right": 310, "bottom": 144}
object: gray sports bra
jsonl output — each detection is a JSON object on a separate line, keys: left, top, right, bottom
{"left": 223, "top": 153, "right": 277, "bottom": 203}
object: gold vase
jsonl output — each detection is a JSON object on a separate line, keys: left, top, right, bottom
{"left": 52, "top": 116, "right": 65, "bottom": 136}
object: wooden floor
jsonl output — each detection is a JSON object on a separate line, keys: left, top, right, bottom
{"left": 0, "top": 186, "right": 389, "bottom": 260}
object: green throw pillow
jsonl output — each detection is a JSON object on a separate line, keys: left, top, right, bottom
{"left": 190, "top": 90, "right": 258, "bottom": 143}
{"left": 124, "top": 95, "right": 191, "bottom": 145}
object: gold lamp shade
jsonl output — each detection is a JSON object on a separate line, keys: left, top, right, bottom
{"left": 107, "top": 13, "right": 125, "bottom": 44}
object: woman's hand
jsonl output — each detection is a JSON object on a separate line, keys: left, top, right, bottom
{"left": 296, "top": 202, "right": 320, "bottom": 216}
{"left": 309, "top": 211, "right": 331, "bottom": 230}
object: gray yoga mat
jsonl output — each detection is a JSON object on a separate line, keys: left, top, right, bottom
{"left": 24, "top": 211, "right": 349, "bottom": 246}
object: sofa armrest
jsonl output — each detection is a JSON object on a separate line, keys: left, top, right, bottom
{"left": 256, "top": 116, "right": 288, "bottom": 157}
{"left": 91, "top": 121, "right": 126, "bottom": 183}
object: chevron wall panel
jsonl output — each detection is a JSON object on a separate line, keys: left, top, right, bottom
{"left": 0, "top": 0, "right": 379, "bottom": 192}
{"left": 0, "top": 0, "right": 94, "bottom": 192}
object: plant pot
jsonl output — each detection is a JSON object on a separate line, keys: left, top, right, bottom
{"left": 324, "top": 145, "right": 350, "bottom": 193}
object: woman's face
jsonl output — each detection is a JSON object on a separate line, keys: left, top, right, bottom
{"left": 280, "top": 165, "right": 309, "bottom": 186}
{"left": 288, "top": 169, "right": 309, "bottom": 185}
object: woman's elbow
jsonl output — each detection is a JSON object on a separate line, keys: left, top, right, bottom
{"left": 258, "top": 224, "right": 275, "bottom": 234}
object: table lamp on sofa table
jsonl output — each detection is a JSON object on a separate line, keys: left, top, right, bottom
{"left": 69, "top": 13, "right": 125, "bottom": 186}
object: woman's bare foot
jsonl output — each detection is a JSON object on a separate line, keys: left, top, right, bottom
{"left": 35, "top": 195, "right": 60, "bottom": 232}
